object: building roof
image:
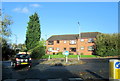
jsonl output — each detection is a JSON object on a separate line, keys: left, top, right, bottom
{"left": 81, "top": 32, "right": 100, "bottom": 38}
{"left": 47, "top": 32, "right": 100, "bottom": 41}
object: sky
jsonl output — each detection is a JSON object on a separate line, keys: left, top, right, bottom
{"left": 2, "top": 2, "right": 118, "bottom": 44}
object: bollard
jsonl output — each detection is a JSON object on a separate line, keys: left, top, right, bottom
{"left": 109, "top": 59, "right": 120, "bottom": 81}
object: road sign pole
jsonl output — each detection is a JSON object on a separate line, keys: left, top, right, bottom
{"left": 109, "top": 59, "right": 120, "bottom": 81}
{"left": 66, "top": 56, "right": 68, "bottom": 63}
{"left": 48, "top": 55, "right": 50, "bottom": 60}
{"left": 78, "top": 55, "right": 80, "bottom": 61}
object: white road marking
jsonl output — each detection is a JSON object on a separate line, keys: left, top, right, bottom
{"left": 69, "top": 78, "right": 83, "bottom": 81}
{"left": 48, "top": 78, "right": 62, "bottom": 81}
{"left": 4, "top": 79, "right": 18, "bottom": 81}
{"left": 25, "top": 79, "right": 40, "bottom": 81}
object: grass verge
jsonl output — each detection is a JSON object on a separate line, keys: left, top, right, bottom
{"left": 41, "top": 54, "right": 97, "bottom": 59}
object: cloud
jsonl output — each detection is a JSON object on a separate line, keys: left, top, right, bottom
{"left": 30, "top": 4, "right": 40, "bottom": 7}
{"left": 22, "top": 7, "right": 29, "bottom": 13}
{"left": 13, "top": 7, "right": 29, "bottom": 13}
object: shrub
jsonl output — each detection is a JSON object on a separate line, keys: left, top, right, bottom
{"left": 41, "top": 55, "right": 49, "bottom": 59}
{"left": 56, "top": 52, "right": 63, "bottom": 55}
{"left": 80, "top": 53, "right": 84, "bottom": 55}
{"left": 69, "top": 53, "right": 74, "bottom": 55}
{"left": 31, "top": 46, "right": 45, "bottom": 59}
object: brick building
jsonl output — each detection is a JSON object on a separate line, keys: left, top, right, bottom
{"left": 46, "top": 32, "right": 100, "bottom": 55}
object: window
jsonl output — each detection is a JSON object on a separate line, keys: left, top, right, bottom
{"left": 70, "top": 40, "right": 76, "bottom": 44}
{"left": 70, "top": 47, "right": 76, "bottom": 52}
{"left": 57, "top": 40, "right": 59, "bottom": 44}
{"left": 48, "top": 41, "right": 54, "bottom": 45}
{"left": 80, "top": 46, "right": 84, "bottom": 50}
{"left": 64, "top": 48, "right": 66, "bottom": 50}
{"left": 80, "top": 39, "right": 84, "bottom": 42}
{"left": 88, "top": 38, "right": 94, "bottom": 43}
{"left": 64, "top": 40, "right": 67, "bottom": 43}
{"left": 88, "top": 46, "right": 94, "bottom": 51}
{"left": 56, "top": 48, "right": 60, "bottom": 51}
{"left": 48, "top": 47, "right": 54, "bottom": 51}
{"left": 16, "top": 54, "right": 30, "bottom": 58}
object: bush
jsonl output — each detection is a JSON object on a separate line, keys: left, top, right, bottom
{"left": 2, "top": 39, "right": 16, "bottom": 60}
{"left": 56, "top": 52, "right": 63, "bottom": 55}
{"left": 80, "top": 53, "right": 84, "bottom": 55}
{"left": 41, "top": 55, "right": 49, "bottom": 59}
{"left": 31, "top": 46, "right": 45, "bottom": 59}
{"left": 69, "top": 53, "right": 74, "bottom": 55}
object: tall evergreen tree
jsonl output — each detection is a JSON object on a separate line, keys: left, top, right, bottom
{"left": 25, "top": 13, "right": 41, "bottom": 50}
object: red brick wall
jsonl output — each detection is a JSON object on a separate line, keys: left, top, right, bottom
{"left": 46, "top": 38, "right": 95, "bottom": 55}
{"left": 77, "top": 38, "right": 95, "bottom": 55}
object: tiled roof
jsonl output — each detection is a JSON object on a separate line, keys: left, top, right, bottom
{"left": 47, "top": 34, "right": 79, "bottom": 41}
{"left": 81, "top": 32, "right": 100, "bottom": 38}
{"left": 47, "top": 32, "right": 100, "bottom": 41}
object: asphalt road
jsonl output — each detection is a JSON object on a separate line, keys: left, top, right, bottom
{"left": 2, "top": 58, "right": 116, "bottom": 81}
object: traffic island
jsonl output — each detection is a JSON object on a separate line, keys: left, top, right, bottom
{"left": 40, "top": 58, "right": 86, "bottom": 66}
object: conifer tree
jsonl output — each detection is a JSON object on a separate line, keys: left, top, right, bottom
{"left": 25, "top": 13, "right": 41, "bottom": 50}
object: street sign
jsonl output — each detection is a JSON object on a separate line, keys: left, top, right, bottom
{"left": 115, "top": 62, "right": 120, "bottom": 69}
{"left": 63, "top": 51, "right": 69, "bottom": 56}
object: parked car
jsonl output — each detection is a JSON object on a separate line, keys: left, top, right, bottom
{"left": 11, "top": 53, "right": 32, "bottom": 68}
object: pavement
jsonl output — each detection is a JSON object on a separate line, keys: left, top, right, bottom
{"left": 2, "top": 58, "right": 111, "bottom": 81}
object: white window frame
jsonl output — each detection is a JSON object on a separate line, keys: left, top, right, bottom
{"left": 88, "top": 38, "right": 94, "bottom": 43}
{"left": 88, "top": 46, "right": 94, "bottom": 51}
{"left": 80, "top": 39, "right": 84, "bottom": 42}
{"left": 64, "top": 40, "right": 67, "bottom": 43}
{"left": 80, "top": 46, "right": 84, "bottom": 50}
{"left": 48, "top": 47, "right": 54, "bottom": 51}
{"left": 70, "top": 40, "right": 76, "bottom": 44}
{"left": 56, "top": 48, "right": 60, "bottom": 51}
{"left": 48, "top": 41, "right": 54, "bottom": 45}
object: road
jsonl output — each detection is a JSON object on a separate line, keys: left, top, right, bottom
{"left": 2, "top": 58, "right": 113, "bottom": 81}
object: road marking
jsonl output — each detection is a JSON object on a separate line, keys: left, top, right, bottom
{"left": 4, "top": 79, "right": 18, "bottom": 81}
{"left": 69, "top": 78, "right": 83, "bottom": 81}
{"left": 48, "top": 78, "right": 62, "bottom": 81}
{"left": 25, "top": 79, "right": 40, "bottom": 81}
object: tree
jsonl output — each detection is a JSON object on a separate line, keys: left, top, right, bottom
{"left": 17, "top": 43, "right": 27, "bottom": 52}
{"left": 30, "top": 40, "right": 45, "bottom": 59}
{"left": 95, "top": 33, "right": 119, "bottom": 57}
{"left": 2, "top": 39, "right": 16, "bottom": 60}
{"left": 1, "top": 13, "right": 15, "bottom": 60}
{"left": 25, "top": 12, "right": 41, "bottom": 50}
{"left": 1, "top": 15, "right": 13, "bottom": 40}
